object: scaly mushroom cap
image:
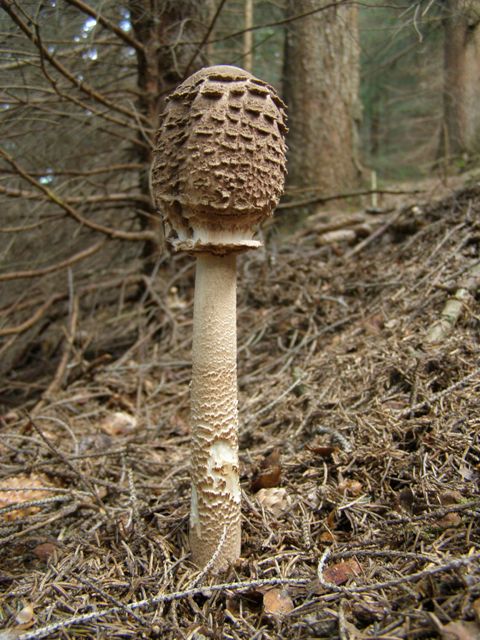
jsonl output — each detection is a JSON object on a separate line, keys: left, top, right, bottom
{"left": 151, "top": 65, "right": 288, "bottom": 254}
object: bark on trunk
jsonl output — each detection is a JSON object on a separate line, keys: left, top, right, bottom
{"left": 440, "top": 0, "right": 480, "bottom": 161}
{"left": 283, "top": 0, "right": 361, "bottom": 214}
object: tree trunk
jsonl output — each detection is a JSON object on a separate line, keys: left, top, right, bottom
{"left": 244, "top": 0, "right": 253, "bottom": 72}
{"left": 129, "top": 0, "right": 210, "bottom": 262}
{"left": 440, "top": 0, "right": 480, "bottom": 163}
{"left": 283, "top": 0, "right": 361, "bottom": 216}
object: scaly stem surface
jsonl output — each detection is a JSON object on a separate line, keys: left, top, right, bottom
{"left": 189, "top": 253, "right": 241, "bottom": 569}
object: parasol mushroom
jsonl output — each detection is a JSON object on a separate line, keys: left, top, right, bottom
{"left": 151, "top": 65, "right": 287, "bottom": 570}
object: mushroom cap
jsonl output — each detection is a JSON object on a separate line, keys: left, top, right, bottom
{"left": 151, "top": 65, "right": 288, "bottom": 254}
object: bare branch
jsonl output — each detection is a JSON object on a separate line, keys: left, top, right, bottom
{"left": 0, "top": 185, "right": 152, "bottom": 207}
{"left": 183, "top": 0, "right": 229, "bottom": 77}
{"left": 64, "top": 0, "right": 145, "bottom": 53}
{"left": 0, "top": 240, "right": 106, "bottom": 282}
{"left": 0, "top": 147, "right": 156, "bottom": 243}
{"left": 1, "top": 164, "right": 144, "bottom": 178}
{"left": 32, "top": 22, "right": 145, "bottom": 134}
{"left": 43, "top": 294, "right": 79, "bottom": 396}
{"left": 278, "top": 187, "right": 425, "bottom": 209}
{"left": 183, "top": 0, "right": 353, "bottom": 47}
{"left": 0, "top": 295, "right": 63, "bottom": 337}
{"left": 1, "top": 1, "right": 148, "bottom": 125}
{"left": 0, "top": 216, "right": 62, "bottom": 233}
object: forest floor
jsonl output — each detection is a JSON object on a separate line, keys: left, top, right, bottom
{"left": 0, "top": 178, "right": 479, "bottom": 639}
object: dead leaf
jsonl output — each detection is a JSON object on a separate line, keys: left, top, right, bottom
{"left": 319, "top": 530, "right": 336, "bottom": 543}
{"left": 362, "top": 313, "right": 384, "bottom": 336}
{"left": 398, "top": 487, "right": 415, "bottom": 512}
{"left": 170, "top": 414, "right": 189, "bottom": 436}
{"left": 225, "top": 596, "right": 240, "bottom": 615}
{"left": 437, "top": 512, "right": 462, "bottom": 528}
{"left": 15, "top": 604, "right": 35, "bottom": 629}
{"left": 255, "top": 488, "right": 291, "bottom": 516}
{"left": 440, "top": 621, "right": 480, "bottom": 640}
{"left": 78, "top": 433, "right": 112, "bottom": 454}
{"left": 251, "top": 449, "right": 282, "bottom": 491}
{"left": 338, "top": 479, "right": 363, "bottom": 496}
{"left": 0, "top": 475, "right": 52, "bottom": 521}
{"left": 107, "top": 392, "right": 135, "bottom": 413}
{"left": 167, "top": 286, "right": 188, "bottom": 310}
{"left": 33, "top": 542, "right": 58, "bottom": 562}
{"left": 326, "top": 508, "right": 337, "bottom": 529}
{"left": 473, "top": 598, "right": 480, "bottom": 625}
{"left": 342, "top": 619, "right": 368, "bottom": 640}
{"left": 319, "top": 229, "right": 357, "bottom": 245}
{"left": 458, "top": 464, "right": 474, "bottom": 481}
{"left": 261, "top": 449, "right": 281, "bottom": 469}
{"left": 149, "top": 450, "right": 167, "bottom": 465}
{"left": 439, "top": 490, "right": 463, "bottom": 505}
{"left": 99, "top": 411, "right": 137, "bottom": 436}
{"left": 143, "top": 378, "right": 154, "bottom": 394}
{"left": 352, "top": 597, "right": 388, "bottom": 623}
{"left": 263, "top": 588, "right": 294, "bottom": 616}
{"left": 307, "top": 444, "right": 338, "bottom": 457}
{"left": 251, "top": 466, "right": 282, "bottom": 491}
{"left": 323, "top": 558, "right": 362, "bottom": 586}
{"left": 185, "top": 626, "right": 210, "bottom": 640}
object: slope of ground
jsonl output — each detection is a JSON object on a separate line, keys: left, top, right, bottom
{"left": 0, "top": 183, "right": 479, "bottom": 639}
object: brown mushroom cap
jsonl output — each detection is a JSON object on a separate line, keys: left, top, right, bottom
{"left": 151, "top": 65, "right": 288, "bottom": 254}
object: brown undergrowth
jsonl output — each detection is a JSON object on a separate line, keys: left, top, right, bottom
{"left": 0, "top": 183, "right": 479, "bottom": 639}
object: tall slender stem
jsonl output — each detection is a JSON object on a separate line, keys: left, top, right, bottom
{"left": 189, "top": 253, "right": 241, "bottom": 568}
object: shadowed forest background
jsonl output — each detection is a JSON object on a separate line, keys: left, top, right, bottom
{"left": 0, "top": 2, "right": 479, "bottom": 639}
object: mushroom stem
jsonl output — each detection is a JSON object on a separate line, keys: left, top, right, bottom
{"left": 189, "top": 252, "right": 241, "bottom": 569}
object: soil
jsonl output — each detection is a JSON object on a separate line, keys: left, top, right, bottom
{"left": 1, "top": 179, "right": 479, "bottom": 639}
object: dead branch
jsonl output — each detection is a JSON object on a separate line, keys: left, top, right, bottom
{"left": 0, "top": 241, "right": 106, "bottom": 282}
{"left": 0, "top": 163, "right": 143, "bottom": 178}
{"left": 0, "top": 148, "right": 156, "bottom": 242}
{"left": 2, "top": 1, "right": 147, "bottom": 125}
{"left": 0, "top": 185, "right": 152, "bottom": 207}
{"left": 0, "top": 33, "right": 117, "bottom": 72}
{"left": 183, "top": 0, "right": 229, "bottom": 77}
{"left": 16, "top": 575, "right": 310, "bottom": 640}
{"left": 183, "top": 0, "right": 353, "bottom": 47}
{"left": 32, "top": 22, "right": 145, "bottom": 134}
{"left": 278, "top": 188, "right": 423, "bottom": 210}
{"left": 0, "top": 272, "right": 144, "bottom": 340}
{"left": 395, "top": 368, "right": 480, "bottom": 418}
{"left": 316, "top": 549, "right": 480, "bottom": 595}
{"left": 345, "top": 208, "right": 405, "bottom": 258}
{"left": 64, "top": 0, "right": 145, "bottom": 53}
{"left": 75, "top": 575, "right": 148, "bottom": 626}
{"left": 0, "top": 295, "right": 63, "bottom": 337}
{"left": 0, "top": 501, "right": 80, "bottom": 546}
{"left": 0, "top": 215, "right": 63, "bottom": 233}
{"left": 425, "top": 261, "right": 480, "bottom": 344}
{"left": 28, "top": 417, "right": 105, "bottom": 508}
{"left": 42, "top": 295, "right": 79, "bottom": 398}
{"left": 0, "top": 494, "right": 71, "bottom": 518}
{"left": 382, "top": 499, "right": 480, "bottom": 526}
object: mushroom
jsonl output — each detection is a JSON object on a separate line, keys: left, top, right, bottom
{"left": 151, "top": 65, "right": 287, "bottom": 570}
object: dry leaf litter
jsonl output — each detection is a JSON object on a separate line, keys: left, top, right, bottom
{"left": 0, "top": 183, "right": 479, "bottom": 639}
